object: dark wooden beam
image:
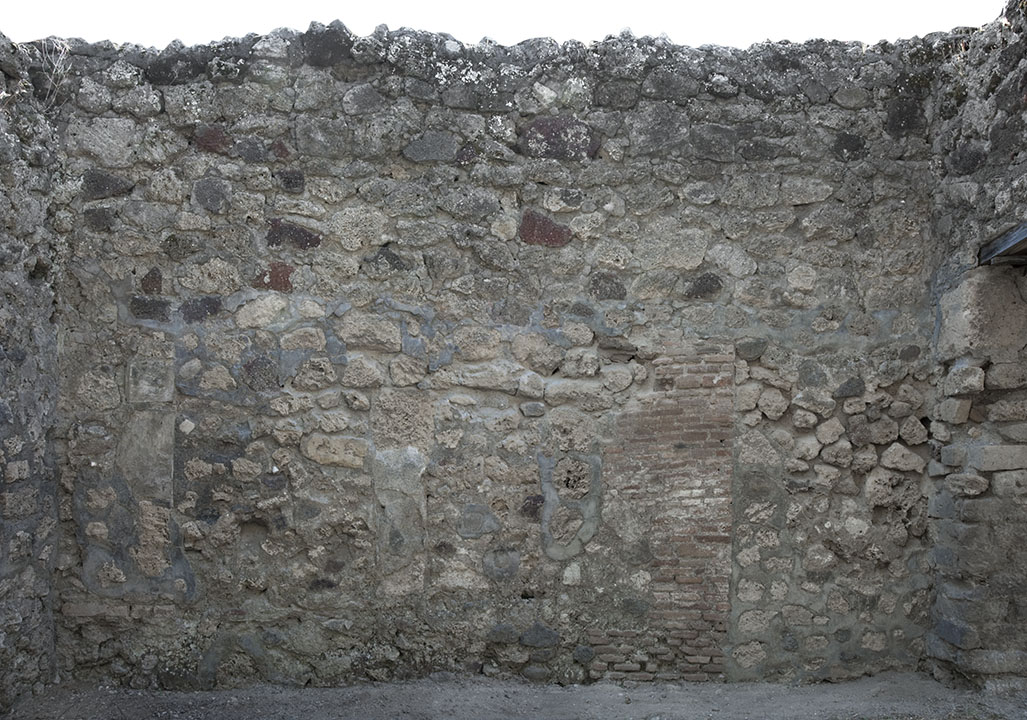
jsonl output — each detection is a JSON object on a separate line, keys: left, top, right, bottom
{"left": 979, "top": 222, "right": 1027, "bottom": 265}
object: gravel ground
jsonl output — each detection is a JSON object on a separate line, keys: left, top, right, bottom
{"left": 4, "top": 672, "right": 1027, "bottom": 720}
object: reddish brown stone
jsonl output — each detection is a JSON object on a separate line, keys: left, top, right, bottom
{"left": 194, "top": 125, "right": 232, "bottom": 154}
{"left": 267, "top": 219, "right": 322, "bottom": 249}
{"left": 252, "top": 262, "right": 294, "bottom": 293}
{"left": 271, "top": 138, "right": 292, "bottom": 160}
{"left": 518, "top": 116, "right": 600, "bottom": 160}
{"left": 140, "top": 267, "right": 162, "bottom": 295}
{"left": 519, "top": 210, "right": 572, "bottom": 247}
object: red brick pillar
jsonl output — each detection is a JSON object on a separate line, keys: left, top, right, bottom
{"left": 592, "top": 342, "right": 734, "bottom": 681}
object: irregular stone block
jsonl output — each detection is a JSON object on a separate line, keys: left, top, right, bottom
{"left": 519, "top": 622, "right": 560, "bottom": 648}
{"left": 81, "top": 168, "right": 134, "bottom": 200}
{"left": 987, "top": 399, "right": 1027, "bottom": 422}
{"left": 519, "top": 210, "right": 572, "bottom": 247}
{"left": 192, "top": 177, "right": 230, "bottom": 214}
{"left": 403, "top": 131, "right": 460, "bottom": 163}
{"left": 294, "top": 356, "right": 339, "bottom": 391}
{"left": 944, "top": 473, "right": 989, "bottom": 497}
{"left": 879, "top": 443, "right": 926, "bottom": 473}
{"left": 899, "top": 416, "right": 928, "bottom": 446}
{"left": 832, "top": 377, "right": 865, "bottom": 399}
{"left": 815, "top": 417, "right": 844, "bottom": 445}
{"left": 757, "top": 387, "right": 788, "bottom": 420}
{"left": 821, "top": 440, "right": 852, "bottom": 468}
{"left": 735, "top": 337, "right": 768, "bottom": 361}
{"left": 339, "top": 356, "right": 383, "bottom": 388}
{"left": 940, "top": 445, "right": 967, "bottom": 467}
{"left": 985, "top": 363, "right": 1027, "bottom": 390}
{"left": 588, "top": 272, "right": 626, "bottom": 301}
{"left": 372, "top": 447, "right": 427, "bottom": 574}
{"left": 518, "top": 116, "right": 598, "bottom": 160}
{"left": 181, "top": 296, "right": 222, "bottom": 323}
{"left": 300, "top": 433, "right": 367, "bottom": 468}
{"left": 706, "top": 243, "right": 756, "bottom": 277}
{"left": 251, "top": 262, "right": 295, "bottom": 292}
{"left": 943, "top": 365, "right": 985, "bottom": 396}
{"left": 129, "top": 296, "right": 171, "bottom": 322}
{"left": 236, "top": 295, "right": 288, "bottom": 328}
{"left": 336, "top": 312, "right": 402, "bottom": 352}
{"left": 266, "top": 218, "right": 322, "bottom": 249}
{"left": 389, "top": 355, "right": 426, "bottom": 387}
{"left": 738, "top": 430, "right": 779, "bottom": 466}
{"left": 66, "top": 117, "right": 139, "bottom": 167}
{"left": 372, "top": 389, "right": 434, "bottom": 450}
{"left": 342, "top": 83, "right": 385, "bottom": 115}
{"left": 544, "top": 379, "right": 612, "bottom": 410}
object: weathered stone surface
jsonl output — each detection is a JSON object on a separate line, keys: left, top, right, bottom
{"left": 236, "top": 295, "right": 289, "bottom": 328}
{"left": 519, "top": 210, "right": 572, "bottom": 247}
{"left": 899, "top": 416, "right": 928, "bottom": 446}
{"left": 300, "top": 433, "right": 368, "bottom": 468}
{"left": 403, "top": 131, "right": 460, "bottom": 163}
{"left": 936, "top": 398, "right": 972, "bottom": 425}
{"left": 879, "top": 443, "right": 926, "bottom": 473}
{"left": 9, "top": 11, "right": 1027, "bottom": 700}
{"left": 518, "top": 116, "right": 598, "bottom": 160}
{"left": 937, "top": 266, "right": 1027, "bottom": 363}
{"left": 336, "top": 313, "right": 402, "bottom": 352}
{"left": 970, "top": 445, "right": 1027, "bottom": 472}
{"left": 115, "top": 411, "right": 174, "bottom": 503}
{"left": 267, "top": 218, "right": 322, "bottom": 249}
{"left": 126, "top": 359, "right": 174, "bottom": 403}
{"left": 944, "top": 473, "right": 989, "bottom": 497}
{"left": 944, "top": 365, "right": 985, "bottom": 396}
{"left": 81, "top": 169, "right": 134, "bottom": 200}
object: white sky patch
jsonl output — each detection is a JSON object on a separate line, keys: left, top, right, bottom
{"left": 0, "top": 0, "right": 1003, "bottom": 49}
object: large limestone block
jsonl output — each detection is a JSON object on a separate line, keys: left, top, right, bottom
{"left": 937, "top": 266, "right": 1027, "bottom": 363}
{"left": 115, "top": 411, "right": 174, "bottom": 504}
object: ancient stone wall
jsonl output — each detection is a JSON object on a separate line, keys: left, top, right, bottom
{"left": 0, "top": 35, "right": 63, "bottom": 709}
{"left": 1, "top": 0, "right": 1026, "bottom": 707}
{"left": 923, "top": 1, "right": 1027, "bottom": 689}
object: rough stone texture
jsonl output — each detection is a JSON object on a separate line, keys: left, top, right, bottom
{"left": 924, "top": 1, "right": 1027, "bottom": 689}
{"left": 2, "top": 2, "right": 1027, "bottom": 708}
{"left": 0, "top": 33, "right": 62, "bottom": 711}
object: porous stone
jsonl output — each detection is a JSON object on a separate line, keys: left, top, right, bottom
{"left": 879, "top": 443, "right": 926, "bottom": 473}
{"left": 236, "top": 295, "right": 289, "bottom": 328}
{"left": 944, "top": 365, "right": 985, "bottom": 396}
{"left": 300, "top": 433, "right": 368, "bottom": 468}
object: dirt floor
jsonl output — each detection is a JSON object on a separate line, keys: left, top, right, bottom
{"left": 4, "top": 672, "right": 1027, "bottom": 720}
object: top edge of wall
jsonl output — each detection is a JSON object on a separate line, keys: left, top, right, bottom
{"left": 0, "top": 1, "right": 1018, "bottom": 88}
{"left": 0, "top": 2, "right": 1020, "bottom": 85}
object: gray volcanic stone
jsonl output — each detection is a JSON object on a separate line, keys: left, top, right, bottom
{"left": 81, "top": 169, "right": 134, "bottom": 200}
{"left": 518, "top": 116, "right": 599, "bottom": 160}
{"left": 520, "top": 622, "right": 560, "bottom": 648}
{"left": 403, "top": 131, "right": 460, "bottom": 162}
